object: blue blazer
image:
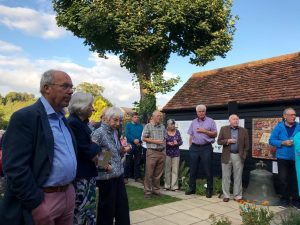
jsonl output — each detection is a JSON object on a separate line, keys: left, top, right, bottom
{"left": 269, "top": 121, "right": 300, "bottom": 160}
{"left": 67, "top": 114, "right": 101, "bottom": 178}
{"left": 0, "top": 99, "right": 77, "bottom": 225}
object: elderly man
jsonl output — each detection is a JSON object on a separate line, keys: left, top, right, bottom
{"left": 185, "top": 104, "right": 217, "bottom": 198}
{"left": 142, "top": 110, "right": 166, "bottom": 198}
{"left": 269, "top": 107, "right": 300, "bottom": 208}
{"left": 217, "top": 114, "right": 249, "bottom": 202}
{"left": 0, "top": 70, "right": 77, "bottom": 225}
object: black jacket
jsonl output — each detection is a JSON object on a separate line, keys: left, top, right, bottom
{"left": 67, "top": 114, "right": 101, "bottom": 178}
{"left": 0, "top": 99, "right": 77, "bottom": 225}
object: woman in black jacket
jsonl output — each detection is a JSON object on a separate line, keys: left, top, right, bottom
{"left": 67, "top": 92, "right": 101, "bottom": 225}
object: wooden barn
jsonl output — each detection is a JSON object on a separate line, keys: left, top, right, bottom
{"left": 162, "top": 51, "right": 300, "bottom": 188}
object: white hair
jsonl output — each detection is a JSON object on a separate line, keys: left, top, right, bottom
{"left": 68, "top": 92, "right": 93, "bottom": 115}
{"left": 196, "top": 104, "right": 206, "bottom": 112}
{"left": 104, "top": 106, "right": 124, "bottom": 121}
{"left": 229, "top": 114, "right": 239, "bottom": 121}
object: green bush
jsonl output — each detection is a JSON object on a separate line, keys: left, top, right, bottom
{"left": 240, "top": 202, "right": 274, "bottom": 225}
{"left": 209, "top": 214, "right": 232, "bottom": 225}
{"left": 178, "top": 161, "right": 189, "bottom": 190}
{"left": 279, "top": 211, "right": 300, "bottom": 225}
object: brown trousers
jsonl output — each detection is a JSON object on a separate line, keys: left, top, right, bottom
{"left": 144, "top": 149, "right": 166, "bottom": 195}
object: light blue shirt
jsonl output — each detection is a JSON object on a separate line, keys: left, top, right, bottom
{"left": 40, "top": 96, "right": 77, "bottom": 187}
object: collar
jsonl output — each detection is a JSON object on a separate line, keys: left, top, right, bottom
{"left": 230, "top": 126, "right": 239, "bottom": 130}
{"left": 197, "top": 117, "right": 206, "bottom": 122}
{"left": 40, "top": 96, "right": 65, "bottom": 119}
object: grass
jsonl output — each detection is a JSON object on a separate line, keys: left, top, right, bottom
{"left": 126, "top": 185, "right": 180, "bottom": 211}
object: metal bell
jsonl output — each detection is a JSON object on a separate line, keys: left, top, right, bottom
{"left": 243, "top": 160, "right": 280, "bottom": 206}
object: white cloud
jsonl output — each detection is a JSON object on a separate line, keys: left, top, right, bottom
{"left": 0, "top": 5, "right": 67, "bottom": 39}
{"left": 0, "top": 41, "right": 175, "bottom": 107}
{"left": 0, "top": 40, "right": 22, "bottom": 53}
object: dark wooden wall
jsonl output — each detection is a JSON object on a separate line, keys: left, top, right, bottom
{"left": 164, "top": 101, "right": 300, "bottom": 190}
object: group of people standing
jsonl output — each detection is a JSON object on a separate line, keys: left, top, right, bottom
{"left": 1, "top": 69, "right": 300, "bottom": 225}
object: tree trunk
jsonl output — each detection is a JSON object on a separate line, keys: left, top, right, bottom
{"left": 136, "top": 56, "right": 156, "bottom": 123}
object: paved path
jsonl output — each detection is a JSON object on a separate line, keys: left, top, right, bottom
{"left": 127, "top": 179, "right": 286, "bottom": 225}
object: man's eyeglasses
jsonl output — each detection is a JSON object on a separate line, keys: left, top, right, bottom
{"left": 49, "top": 83, "right": 76, "bottom": 91}
{"left": 286, "top": 114, "right": 296, "bottom": 116}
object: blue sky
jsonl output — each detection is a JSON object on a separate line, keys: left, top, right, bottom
{"left": 0, "top": 0, "right": 299, "bottom": 108}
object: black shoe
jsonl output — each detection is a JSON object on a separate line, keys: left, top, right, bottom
{"left": 185, "top": 190, "right": 195, "bottom": 195}
{"left": 206, "top": 190, "right": 212, "bottom": 198}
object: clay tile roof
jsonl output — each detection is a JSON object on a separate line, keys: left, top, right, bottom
{"left": 163, "top": 52, "right": 300, "bottom": 111}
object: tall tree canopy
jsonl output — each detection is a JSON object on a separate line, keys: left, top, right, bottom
{"left": 53, "top": 0, "right": 237, "bottom": 118}
{"left": 76, "top": 82, "right": 104, "bottom": 97}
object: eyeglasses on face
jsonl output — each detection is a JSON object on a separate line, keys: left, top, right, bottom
{"left": 49, "top": 83, "right": 76, "bottom": 91}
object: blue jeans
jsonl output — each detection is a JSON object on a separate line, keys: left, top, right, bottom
{"left": 188, "top": 143, "right": 213, "bottom": 192}
{"left": 124, "top": 144, "right": 142, "bottom": 179}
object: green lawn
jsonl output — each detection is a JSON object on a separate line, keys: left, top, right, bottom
{"left": 126, "top": 186, "right": 180, "bottom": 211}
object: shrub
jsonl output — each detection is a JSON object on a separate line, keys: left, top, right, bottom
{"left": 209, "top": 214, "right": 232, "bottom": 225}
{"left": 239, "top": 201, "right": 274, "bottom": 225}
{"left": 279, "top": 211, "right": 300, "bottom": 225}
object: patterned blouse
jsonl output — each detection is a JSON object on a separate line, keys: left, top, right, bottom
{"left": 91, "top": 122, "right": 123, "bottom": 180}
{"left": 166, "top": 129, "right": 183, "bottom": 157}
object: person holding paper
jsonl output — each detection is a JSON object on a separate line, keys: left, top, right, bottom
{"left": 269, "top": 107, "right": 300, "bottom": 208}
{"left": 217, "top": 114, "right": 249, "bottom": 202}
{"left": 67, "top": 92, "right": 102, "bottom": 225}
{"left": 92, "top": 107, "right": 131, "bottom": 225}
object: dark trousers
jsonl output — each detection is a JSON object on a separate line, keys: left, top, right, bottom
{"left": 96, "top": 176, "right": 130, "bottom": 225}
{"left": 188, "top": 143, "right": 213, "bottom": 192}
{"left": 124, "top": 145, "right": 142, "bottom": 179}
{"left": 277, "top": 159, "right": 299, "bottom": 201}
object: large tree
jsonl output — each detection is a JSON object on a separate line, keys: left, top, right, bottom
{"left": 53, "top": 0, "right": 237, "bottom": 117}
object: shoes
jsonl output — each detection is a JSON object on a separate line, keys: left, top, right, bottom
{"left": 152, "top": 192, "right": 162, "bottom": 197}
{"left": 171, "top": 189, "right": 179, "bottom": 192}
{"left": 223, "top": 198, "right": 230, "bottom": 202}
{"left": 124, "top": 178, "right": 128, "bottom": 184}
{"left": 144, "top": 194, "right": 152, "bottom": 199}
{"left": 185, "top": 190, "right": 195, "bottom": 195}
{"left": 280, "top": 199, "right": 290, "bottom": 208}
{"left": 135, "top": 178, "right": 143, "bottom": 184}
{"left": 164, "top": 188, "right": 170, "bottom": 191}
{"left": 206, "top": 190, "right": 212, "bottom": 198}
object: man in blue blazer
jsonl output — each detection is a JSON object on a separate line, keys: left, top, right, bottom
{"left": 269, "top": 107, "right": 300, "bottom": 209}
{"left": 0, "top": 70, "right": 77, "bottom": 225}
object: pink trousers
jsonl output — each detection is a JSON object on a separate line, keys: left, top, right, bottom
{"left": 31, "top": 184, "right": 75, "bottom": 225}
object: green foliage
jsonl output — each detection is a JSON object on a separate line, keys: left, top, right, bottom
{"left": 53, "top": 0, "right": 237, "bottom": 115}
{"left": 133, "top": 93, "right": 156, "bottom": 123}
{"left": 239, "top": 202, "right": 274, "bottom": 225}
{"left": 279, "top": 211, "right": 300, "bottom": 225}
{"left": 190, "top": 177, "right": 222, "bottom": 196}
{"left": 209, "top": 214, "right": 232, "bottom": 225}
{"left": 178, "top": 161, "right": 189, "bottom": 191}
{"left": 0, "top": 92, "right": 36, "bottom": 129}
{"left": 76, "top": 82, "right": 104, "bottom": 97}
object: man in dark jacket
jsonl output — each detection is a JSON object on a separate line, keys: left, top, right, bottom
{"left": 0, "top": 69, "right": 77, "bottom": 225}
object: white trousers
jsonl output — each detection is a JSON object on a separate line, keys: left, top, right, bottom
{"left": 164, "top": 156, "right": 180, "bottom": 190}
{"left": 222, "top": 153, "right": 244, "bottom": 199}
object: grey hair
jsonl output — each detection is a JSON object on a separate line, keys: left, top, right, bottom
{"left": 68, "top": 92, "right": 93, "bottom": 115}
{"left": 196, "top": 104, "right": 206, "bottom": 112}
{"left": 229, "top": 114, "right": 239, "bottom": 121}
{"left": 152, "top": 110, "right": 161, "bottom": 116}
{"left": 105, "top": 106, "right": 124, "bottom": 121}
{"left": 283, "top": 107, "right": 295, "bottom": 115}
{"left": 40, "top": 69, "right": 57, "bottom": 94}
{"left": 167, "top": 119, "right": 175, "bottom": 125}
